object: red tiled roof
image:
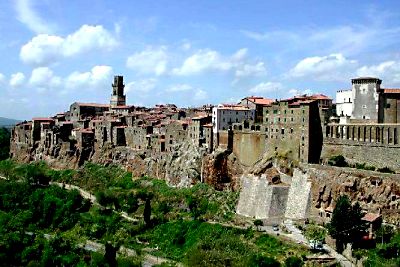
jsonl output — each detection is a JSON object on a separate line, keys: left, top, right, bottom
{"left": 76, "top": 102, "right": 109, "bottom": 108}
{"left": 383, "top": 89, "right": 400, "bottom": 94}
{"left": 310, "top": 94, "right": 332, "bottom": 100}
{"left": 362, "top": 213, "right": 381, "bottom": 222}
{"left": 32, "top": 117, "right": 54, "bottom": 121}
{"left": 247, "top": 96, "right": 274, "bottom": 105}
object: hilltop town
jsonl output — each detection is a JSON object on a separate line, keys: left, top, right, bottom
{"left": 10, "top": 75, "right": 400, "bottom": 227}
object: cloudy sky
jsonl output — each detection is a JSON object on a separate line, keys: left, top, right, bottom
{"left": 1, "top": 0, "right": 400, "bottom": 119}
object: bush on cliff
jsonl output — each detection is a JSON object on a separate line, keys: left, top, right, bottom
{"left": 327, "top": 155, "right": 348, "bottom": 167}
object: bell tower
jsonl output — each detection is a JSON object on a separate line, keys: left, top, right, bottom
{"left": 110, "top": 75, "right": 126, "bottom": 107}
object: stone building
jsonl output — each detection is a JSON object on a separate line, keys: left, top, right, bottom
{"left": 324, "top": 77, "right": 400, "bottom": 169}
{"left": 69, "top": 102, "right": 109, "bottom": 122}
{"left": 239, "top": 96, "right": 273, "bottom": 123}
{"left": 110, "top": 75, "right": 126, "bottom": 108}
{"left": 230, "top": 97, "right": 323, "bottom": 165}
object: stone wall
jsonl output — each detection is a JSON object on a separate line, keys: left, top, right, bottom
{"left": 233, "top": 132, "right": 266, "bottom": 167}
{"left": 285, "top": 169, "right": 312, "bottom": 220}
{"left": 322, "top": 140, "right": 400, "bottom": 170}
{"left": 236, "top": 174, "right": 290, "bottom": 220}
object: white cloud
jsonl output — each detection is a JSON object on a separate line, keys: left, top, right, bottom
{"left": 235, "top": 62, "right": 266, "bottom": 78}
{"left": 180, "top": 40, "right": 192, "bottom": 51}
{"left": 20, "top": 24, "right": 118, "bottom": 66}
{"left": 357, "top": 61, "right": 400, "bottom": 85}
{"left": 194, "top": 89, "right": 208, "bottom": 100}
{"left": 29, "top": 67, "right": 61, "bottom": 90}
{"left": 231, "top": 48, "right": 248, "bottom": 61}
{"left": 172, "top": 48, "right": 265, "bottom": 80}
{"left": 9, "top": 72, "right": 26, "bottom": 88}
{"left": 66, "top": 65, "right": 113, "bottom": 89}
{"left": 0, "top": 73, "right": 5, "bottom": 84}
{"left": 172, "top": 49, "right": 231, "bottom": 76}
{"left": 126, "top": 46, "right": 168, "bottom": 76}
{"left": 125, "top": 79, "right": 157, "bottom": 94}
{"left": 15, "top": 0, "right": 54, "bottom": 34}
{"left": 288, "top": 53, "right": 357, "bottom": 81}
{"left": 249, "top": 82, "right": 283, "bottom": 93}
{"left": 166, "top": 84, "right": 192, "bottom": 92}
{"left": 242, "top": 23, "right": 400, "bottom": 57}
{"left": 288, "top": 88, "right": 313, "bottom": 96}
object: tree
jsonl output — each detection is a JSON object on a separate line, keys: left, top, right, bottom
{"left": 143, "top": 197, "right": 151, "bottom": 226}
{"left": 304, "top": 224, "right": 326, "bottom": 242}
{"left": 0, "top": 127, "right": 10, "bottom": 160}
{"left": 327, "top": 195, "right": 366, "bottom": 252}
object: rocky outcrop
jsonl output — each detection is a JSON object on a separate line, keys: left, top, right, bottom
{"left": 202, "top": 149, "right": 244, "bottom": 190}
{"left": 305, "top": 164, "right": 400, "bottom": 225}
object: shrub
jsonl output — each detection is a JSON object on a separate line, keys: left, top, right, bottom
{"left": 377, "top": 167, "right": 395, "bottom": 174}
{"left": 285, "top": 256, "right": 303, "bottom": 267}
{"left": 328, "top": 155, "right": 348, "bottom": 167}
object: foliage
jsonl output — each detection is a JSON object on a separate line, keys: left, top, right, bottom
{"left": 0, "top": 127, "right": 10, "bottom": 160}
{"left": 284, "top": 256, "right": 304, "bottom": 267}
{"left": 248, "top": 254, "right": 281, "bottom": 267}
{"left": 360, "top": 232, "right": 400, "bottom": 267}
{"left": 377, "top": 167, "right": 395, "bottom": 174}
{"left": 303, "top": 224, "right": 326, "bottom": 242}
{"left": 327, "top": 195, "right": 366, "bottom": 252}
{"left": 355, "top": 163, "right": 376, "bottom": 171}
{"left": 0, "top": 161, "right": 310, "bottom": 266}
{"left": 328, "top": 155, "right": 348, "bottom": 167}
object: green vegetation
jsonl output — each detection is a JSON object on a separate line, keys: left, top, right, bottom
{"left": 0, "top": 127, "right": 10, "bottom": 160}
{"left": 327, "top": 155, "right": 348, "bottom": 167}
{"left": 303, "top": 223, "right": 327, "bottom": 243}
{"left": 354, "top": 231, "right": 400, "bottom": 267}
{"left": 0, "top": 160, "right": 311, "bottom": 266}
{"left": 327, "top": 195, "right": 366, "bottom": 253}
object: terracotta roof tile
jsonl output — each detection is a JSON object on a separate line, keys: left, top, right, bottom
{"left": 362, "top": 213, "right": 381, "bottom": 222}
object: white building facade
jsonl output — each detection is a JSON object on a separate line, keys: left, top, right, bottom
{"left": 212, "top": 104, "right": 254, "bottom": 133}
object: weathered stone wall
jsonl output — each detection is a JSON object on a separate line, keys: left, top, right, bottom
{"left": 236, "top": 175, "right": 289, "bottom": 220}
{"left": 285, "top": 169, "right": 312, "bottom": 220}
{"left": 322, "top": 140, "right": 400, "bottom": 170}
{"left": 233, "top": 132, "right": 266, "bottom": 167}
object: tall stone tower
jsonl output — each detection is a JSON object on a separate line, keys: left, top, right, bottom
{"left": 110, "top": 75, "right": 126, "bottom": 107}
{"left": 351, "top": 77, "right": 381, "bottom": 122}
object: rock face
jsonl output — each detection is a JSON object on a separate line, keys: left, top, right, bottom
{"left": 12, "top": 139, "right": 206, "bottom": 188}
{"left": 305, "top": 165, "right": 400, "bottom": 225}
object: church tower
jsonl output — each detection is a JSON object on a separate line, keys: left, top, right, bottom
{"left": 110, "top": 75, "right": 126, "bottom": 107}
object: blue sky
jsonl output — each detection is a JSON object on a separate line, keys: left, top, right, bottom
{"left": 1, "top": 0, "right": 400, "bottom": 119}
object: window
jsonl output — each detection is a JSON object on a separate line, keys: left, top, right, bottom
{"left": 273, "top": 110, "right": 278, "bottom": 114}
{"left": 281, "top": 128, "right": 285, "bottom": 134}
{"left": 266, "top": 110, "right": 269, "bottom": 114}
{"left": 386, "top": 103, "right": 391, "bottom": 108}
{"left": 291, "top": 110, "right": 293, "bottom": 114}
{"left": 236, "top": 111, "right": 238, "bottom": 115}
{"left": 266, "top": 128, "right": 268, "bottom": 132}
{"left": 284, "top": 110, "right": 287, "bottom": 114}
{"left": 265, "top": 118, "right": 268, "bottom": 122}
{"left": 362, "top": 105, "right": 367, "bottom": 109}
